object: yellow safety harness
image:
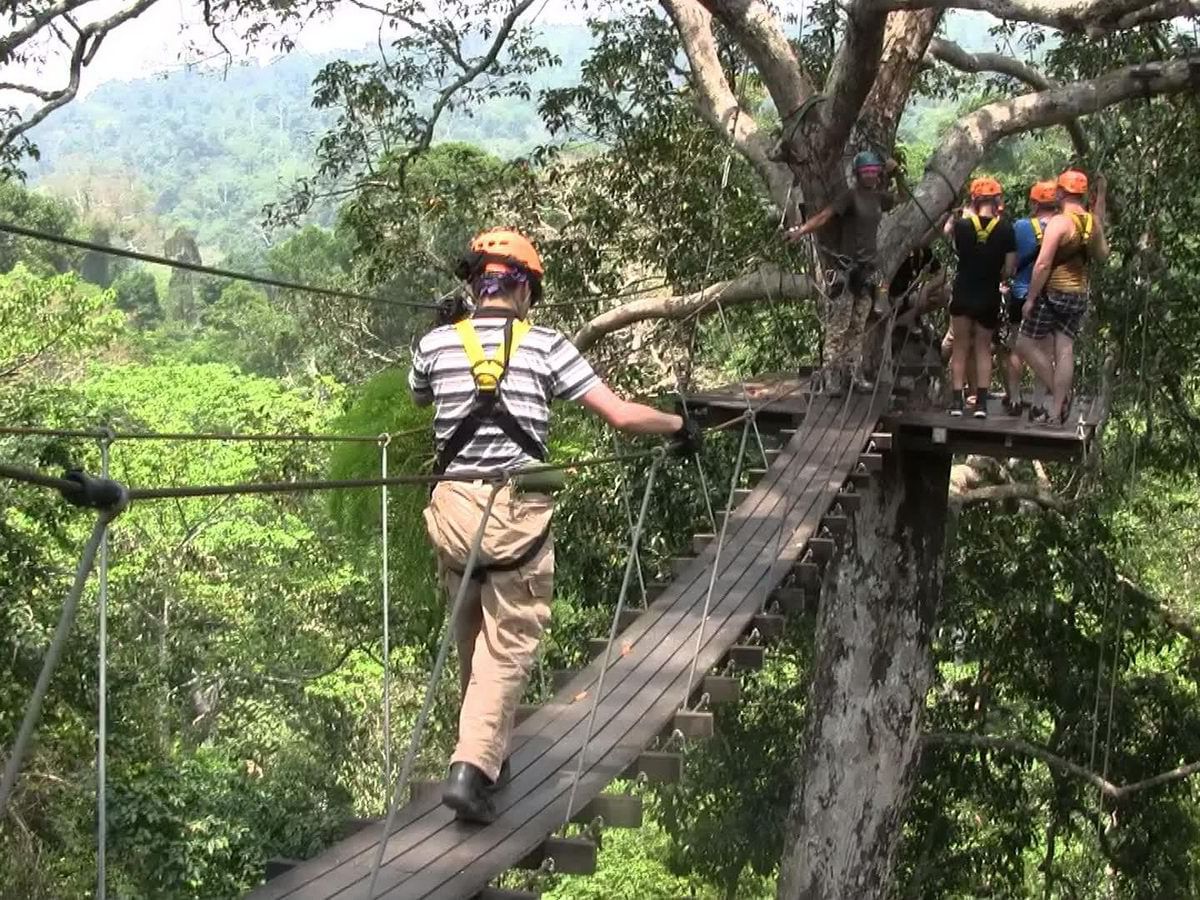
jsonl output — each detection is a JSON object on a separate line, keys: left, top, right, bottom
{"left": 968, "top": 213, "right": 1000, "bottom": 244}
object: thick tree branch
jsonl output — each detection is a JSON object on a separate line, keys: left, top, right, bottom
{"left": 821, "top": 5, "right": 891, "bottom": 157}
{"left": 859, "top": 10, "right": 943, "bottom": 148}
{"left": 928, "top": 37, "right": 1090, "bottom": 155}
{"left": 950, "top": 481, "right": 1072, "bottom": 513}
{"left": 698, "top": 0, "right": 814, "bottom": 119}
{"left": 924, "top": 733, "right": 1200, "bottom": 801}
{"left": 880, "top": 58, "right": 1197, "bottom": 273}
{"left": 1115, "top": 573, "right": 1200, "bottom": 646}
{"left": 0, "top": 0, "right": 91, "bottom": 62}
{"left": 660, "top": 0, "right": 793, "bottom": 207}
{"left": 572, "top": 265, "right": 811, "bottom": 351}
{"left": 872, "top": 0, "right": 1200, "bottom": 36}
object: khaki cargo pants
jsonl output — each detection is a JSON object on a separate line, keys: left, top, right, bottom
{"left": 423, "top": 481, "right": 554, "bottom": 782}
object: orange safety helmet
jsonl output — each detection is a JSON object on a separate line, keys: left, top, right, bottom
{"left": 970, "top": 177, "right": 1003, "bottom": 199}
{"left": 1029, "top": 180, "right": 1058, "bottom": 205}
{"left": 457, "top": 227, "right": 545, "bottom": 305}
{"left": 1057, "top": 169, "right": 1089, "bottom": 196}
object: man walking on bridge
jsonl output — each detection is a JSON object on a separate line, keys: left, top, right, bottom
{"left": 1018, "top": 169, "right": 1109, "bottom": 425}
{"left": 409, "top": 227, "right": 699, "bottom": 823}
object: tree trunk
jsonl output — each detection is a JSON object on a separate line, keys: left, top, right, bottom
{"left": 778, "top": 448, "right": 950, "bottom": 899}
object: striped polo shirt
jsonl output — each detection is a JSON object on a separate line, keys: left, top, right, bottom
{"left": 409, "top": 313, "right": 601, "bottom": 474}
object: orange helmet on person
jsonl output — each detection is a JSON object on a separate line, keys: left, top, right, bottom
{"left": 969, "top": 177, "right": 1003, "bottom": 200}
{"left": 456, "top": 227, "right": 545, "bottom": 306}
{"left": 1029, "top": 180, "right": 1058, "bottom": 205}
{"left": 1057, "top": 169, "right": 1089, "bottom": 196}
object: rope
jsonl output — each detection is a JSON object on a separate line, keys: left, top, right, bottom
{"left": 379, "top": 435, "right": 393, "bottom": 810}
{"left": 682, "top": 418, "right": 751, "bottom": 704}
{"left": 0, "top": 220, "right": 440, "bottom": 312}
{"left": 366, "top": 481, "right": 503, "bottom": 899}
{"left": 0, "top": 424, "right": 420, "bottom": 444}
{"left": 563, "top": 451, "right": 666, "bottom": 826}
{"left": 0, "top": 496, "right": 128, "bottom": 818}
{"left": 612, "top": 433, "right": 649, "bottom": 608}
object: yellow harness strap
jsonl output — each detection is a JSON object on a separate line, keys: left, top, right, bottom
{"left": 1070, "top": 212, "right": 1093, "bottom": 243}
{"left": 969, "top": 213, "right": 1000, "bottom": 244}
{"left": 454, "top": 317, "right": 532, "bottom": 393}
{"left": 1030, "top": 217, "right": 1044, "bottom": 243}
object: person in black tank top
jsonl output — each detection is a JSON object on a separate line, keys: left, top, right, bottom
{"left": 944, "top": 178, "right": 1017, "bottom": 418}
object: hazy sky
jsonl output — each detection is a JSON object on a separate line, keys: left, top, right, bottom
{"left": 1, "top": 1, "right": 589, "bottom": 105}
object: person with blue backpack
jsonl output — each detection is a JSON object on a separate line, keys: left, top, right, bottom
{"left": 1002, "top": 180, "right": 1059, "bottom": 415}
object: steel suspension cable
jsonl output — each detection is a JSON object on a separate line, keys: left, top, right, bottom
{"left": 96, "top": 432, "right": 112, "bottom": 900}
{"left": 366, "top": 481, "right": 503, "bottom": 899}
{"left": 0, "top": 494, "right": 128, "bottom": 818}
{"left": 682, "top": 418, "right": 751, "bottom": 704}
{"left": 612, "top": 432, "right": 649, "bottom": 608}
{"left": 379, "top": 435, "right": 393, "bottom": 809}
{"left": 562, "top": 451, "right": 666, "bottom": 826}
{"left": 0, "top": 220, "right": 440, "bottom": 312}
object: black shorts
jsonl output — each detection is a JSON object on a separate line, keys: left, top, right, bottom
{"left": 999, "top": 295, "right": 1026, "bottom": 346}
{"left": 949, "top": 292, "right": 1000, "bottom": 331}
{"left": 1020, "top": 290, "right": 1087, "bottom": 340}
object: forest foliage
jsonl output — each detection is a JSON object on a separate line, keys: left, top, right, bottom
{"left": 1, "top": 5, "right": 1199, "bottom": 899}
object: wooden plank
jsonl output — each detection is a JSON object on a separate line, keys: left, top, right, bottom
{"left": 410, "top": 781, "right": 442, "bottom": 805}
{"left": 475, "top": 890, "right": 538, "bottom": 900}
{"left": 626, "top": 751, "right": 682, "bottom": 784}
{"left": 516, "top": 838, "right": 596, "bottom": 876}
{"left": 645, "top": 581, "right": 670, "bottom": 601}
{"left": 670, "top": 556, "right": 696, "bottom": 579}
{"left": 702, "top": 675, "right": 740, "bottom": 705}
{"left": 672, "top": 710, "right": 714, "bottom": 740}
{"left": 896, "top": 430, "right": 1082, "bottom": 463}
{"left": 250, "top": 397, "right": 881, "bottom": 900}
{"left": 551, "top": 670, "right": 576, "bottom": 692}
{"left": 869, "top": 431, "right": 893, "bottom": 451}
{"left": 266, "top": 859, "right": 303, "bottom": 881}
{"left": 770, "top": 586, "right": 807, "bottom": 615}
{"left": 726, "top": 644, "right": 765, "bottom": 671}
{"left": 751, "top": 613, "right": 786, "bottom": 640}
{"left": 807, "top": 537, "right": 836, "bottom": 563}
{"left": 587, "top": 638, "right": 608, "bottom": 659}
{"left": 796, "top": 561, "right": 822, "bottom": 590}
{"left": 834, "top": 490, "right": 861, "bottom": 513}
{"left": 731, "top": 487, "right": 752, "bottom": 507}
{"left": 858, "top": 452, "right": 884, "bottom": 472}
{"left": 617, "top": 608, "right": 642, "bottom": 631}
{"left": 569, "top": 794, "right": 643, "bottom": 828}
{"left": 821, "top": 512, "right": 849, "bottom": 536}
{"left": 692, "top": 532, "right": 714, "bottom": 555}
{"left": 514, "top": 704, "right": 538, "bottom": 726}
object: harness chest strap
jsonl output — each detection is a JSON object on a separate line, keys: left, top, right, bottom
{"left": 434, "top": 316, "right": 547, "bottom": 475}
{"left": 1055, "top": 212, "right": 1094, "bottom": 266}
{"left": 969, "top": 213, "right": 1000, "bottom": 244}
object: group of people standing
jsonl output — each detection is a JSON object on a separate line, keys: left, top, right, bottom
{"left": 786, "top": 153, "right": 1108, "bottom": 424}
{"left": 941, "top": 169, "right": 1108, "bottom": 423}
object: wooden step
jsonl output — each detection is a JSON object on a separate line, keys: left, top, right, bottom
{"left": 692, "top": 532, "right": 714, "bottom": 555}
{"left": 671, "top": 556, "right": 697, "bottom": 578}
{"left": 551, "top": 670, "right": 576, "bottom": 692}
{"left": 807, "top": 536, "right": 836, "bottom": 563}
{"left": 517, "top": 836, "right": 596, "bottom": 875}
{"left": 515, "top": 703, "right": 538, "bottom": 725}
{"left": 726, "top": 644, "right": 765, "bottom": 671}
{"left": 476, "top": 889, "right": 539, "bottom": 900}
{"left": 570, "top": 793, "right": 643, "bottom": 828}
{"left": 645, "top": 580, "right": 670, "bottom": 601}
{"left": 626, "top": 750, "right": 682, "bottom": 783}
{"left": 796, "top": 560, "right": 822, "bottom": 589}
{"left": 702, "top": 674, "right": 741, "bottom": 705}
{"left": 858, "top": 452, "right": 884, "bottom": 472}
{"left": 751, "top": 612, "right": 786, "bottom": 640}
{"left": 869, "top": 431, "right": 893, "bottom": 451}
{"left": 587, "top": 637, "right": 609, "bottom": 659}
{"left": 410, "top": 780, "right": 441, "bottom": 804}
{"left": 850, "top": 470, "right": 872, "bottom": 488}
{"left": 771, "top": 586, "right": 810, "bottom": 615}
{"left": 673, "top": 710, "right": 714, "bottom": 739}
{"left": 835, "top": 490, "right": 861, "bottom": 512}
{"left": 730, "top": 487, "right": 752, "bottom": 506}
{"left": 821, "top": 512, "right": 850, "bottom": 536}
{"left": 745, "top": 467, "right": 768, "bottom": 483}
{"left": 618, "top": 607, "right": 642, "bottom": 631}
{"left": 265, "top": 858, "right": 302, "bottom": 880}
{"left": 763, "top": 448, "right": 781, "bottom": 467}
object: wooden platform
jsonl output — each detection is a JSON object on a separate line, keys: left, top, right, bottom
{"left": 246, "top": 395, "right": 884, "bottom": 900}
{"left": 683, "top": 373, "right": 1105, "bottom": 463}
{"left": 882, "top": 393, "right": 1105, "bottom": 462}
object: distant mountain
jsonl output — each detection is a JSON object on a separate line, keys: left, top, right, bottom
{"left": 27, "top": 26, "right": 594, "bottom": 257}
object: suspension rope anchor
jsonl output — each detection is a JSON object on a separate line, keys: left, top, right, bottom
{"left": 61, "top": 470, "right": 129, "bottom": 515}
{"left": 377, "top": 431, "right": 392, "bottom": 448}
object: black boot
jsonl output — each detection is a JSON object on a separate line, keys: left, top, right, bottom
{"left": 485, "top": 758, "right": 511, "bottom": 794}
{"left": 442, "top": 762, "right": 496, "bottom": 824}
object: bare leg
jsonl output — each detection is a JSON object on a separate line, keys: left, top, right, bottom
{"left": 1017, "top": 334, "right": 1055, "bottom": 400}
{"left": 1005, "top": 344, "right": 1024, "bottom": 401}
{"left": 973, "top": 325, "right": 994, "bottom": 396}
{"left": 950, "top": 316, "right": 973, "bottom": 391}
{"left": 1051, "top": 332, "right": 1076, "bottom": 420}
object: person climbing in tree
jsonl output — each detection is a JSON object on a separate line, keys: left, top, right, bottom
{"left": 409, "top": 228, "right": 701, "bottom": 824}
{"left": 944, "top": 177, "right": 1017, "bottom": 419}
{"left": 1017, "top": 169, "right": 1109, "bottom": 425}
{"left": 784, "top": 149, "right": 899, "bottom": 397}
{"left": 1002, "top": 180, "right": 1059, "bottom": 415}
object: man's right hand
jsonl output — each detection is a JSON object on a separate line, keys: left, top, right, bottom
{"left": 672, "top": 415, "right": 704, "bottom": 458}
{"left": 784, "top": 225, "right": 806, "bottom": 244}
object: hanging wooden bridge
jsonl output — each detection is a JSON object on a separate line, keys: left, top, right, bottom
{"left": 249, "top": 375, "right": 1106, "bottom": 900}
